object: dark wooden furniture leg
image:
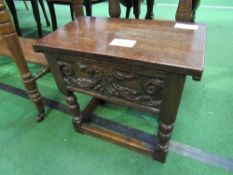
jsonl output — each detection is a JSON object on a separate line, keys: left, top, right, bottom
{"left": 72, "top": 0, "right": 84, "bottom": 17}
{"left": 43, "top": 54, "right": 82, "bottom": 130}
{"left": 4, "top": 0, "right": 21, "bottom": 36}
{"left": 132, "top": 0, "right": 140, "bottom": 19}
{"left": 30, "top": 0, "right": 43, "bottom": 37}
{"left": 153, "top": 73, "right": 185, "bottom": 162}
{"left": 70, "top": 4, "right": 75, "bottom": 20}
{"left": 66, "top": 93, "right": 82, "bottom": 132}
{"left": 145, "top": 0, "right": 154, "bottom": 19}
{"left": 176, "top": 0, "right": 200, "bottom": 22}
{"left": 47, "top": 1, "right": 57, "bottom": 30}
{"left": 0, "top": 3, "right": 45, "bottom": 121}
{"left": 38, "top": 0, "right": 50, "bottom": 26}
{"left": 125, "top": 6, "right": 131, "bottom": 18}
{"left": 108, "top": 0, "right": 121, "bottom": 18}
{"left": 124, "top": 0, "right": 132, "bottom": 18}
{"left": 176, "top": 0, "right": 192, "bottom": 22}
{"left": 191, "top": 0, "right": 201, "bottom": 22}
{"left": 84, "top": 0, "right": 92, "bottom": 16}
{"left": 48, "top": 1, "right": 84, "bottom": 31}
{"left": 23, "top": 0, "right": 29, "bottom": 10}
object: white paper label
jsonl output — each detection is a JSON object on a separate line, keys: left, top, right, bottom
{"left": 174, "top": 23, "right": 199, "bottom": 30}
{"left": 109, "top": 38, "right": 137, "bottom": 48}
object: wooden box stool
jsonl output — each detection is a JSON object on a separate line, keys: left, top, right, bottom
{"left": 34, "top": 17, "right": 207, "bottom": 162}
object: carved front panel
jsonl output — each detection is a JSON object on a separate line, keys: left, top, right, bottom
{"left": 57, "top": 58, "right": 164, "bottom": 111}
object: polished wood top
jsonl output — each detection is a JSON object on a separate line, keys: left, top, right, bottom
{"left": 34, "top": 17, "right": 207, "bottom": 79}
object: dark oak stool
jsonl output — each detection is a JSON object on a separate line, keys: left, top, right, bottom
{"left": 34, "top": 17, "right": 207, "bottom": 162}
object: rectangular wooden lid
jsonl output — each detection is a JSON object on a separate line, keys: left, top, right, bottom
{"left": 34, "top": 17, "right": 207, "bottom": 79}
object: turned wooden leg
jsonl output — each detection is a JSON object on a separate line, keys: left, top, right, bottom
{"left": 145, "top": 0, "right": 154, "bottom": 19}
{"left": 153, "top": 73, "right": 185, "bottom": 162}
{"left": 4, "top": 0, "right": 21, "bottom": 36}
{"left": 66, "top": 93, "right": 82, "bottom": 133}
{"left": 0, "top": 3, "right": 45, "bottom": 121}
{"left": 30, "top": 0, "right": 43, "bottom": 37}
{"left": 38, "top": 0, "right": 50, "bottom": 26}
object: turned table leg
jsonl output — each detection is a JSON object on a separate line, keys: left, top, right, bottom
{"left": 153, "top": 73, "right": 185, "bottom": 162}
{"left": 66, "top": 93, "right": 82, "bottom": 133}
{"left": 43, "top": 54, "right": 82, "bottom": 131}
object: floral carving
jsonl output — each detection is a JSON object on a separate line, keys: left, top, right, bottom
{"left": 58, "top": 60, "right": 163, "bottom": 109}
{"left": 75, "top": 64, "right": 137, "bottom": 97}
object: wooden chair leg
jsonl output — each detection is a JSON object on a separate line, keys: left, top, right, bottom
{"left": 70, "top": 4, "right": 75, "bottom": 20}
{"left": 175, "top": 0, "right": 192, "bottom": 22}
{"left": 0, "top": 2, "right": 45, "bottom": 122}
{"left": 72, "top": 0, "right": 84, "bottom": 17}
{"left": 123, "top": 0, "right": 132, "bottom": 19}
{"left": 47, "top": 1, "right": 57, "bottom": 30}
{"left": 145, "top": 0, "right": 154, "bottom": 19}
{"left": 84, "top": 0, "right": 92, "bottom": 16}
{"left": 125, "top": 6, "right": 131, "bottom": 18}
{"left": 191, "top": 0, "right": 201, "bottom": 22}
{"left": 4, "top": 0, "right": 22, "bottom": 36}
{"left": 23, "top": 0, "right": 29, "bottom": 10}
{"left": 108, "top": 0, "right": 121, "bottom": 18}
{"left": 38, "top": 0, "right": 50, "bottom": 26}
{"left": 132, "top": 0, "right": 140, "bottom": 19}
{"left": 30, "top": 0, "right": 43, "bottom": 37}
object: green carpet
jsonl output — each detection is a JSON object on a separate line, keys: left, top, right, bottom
{"left": 0, "top": 0, "right": 233, "bottom": 174}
